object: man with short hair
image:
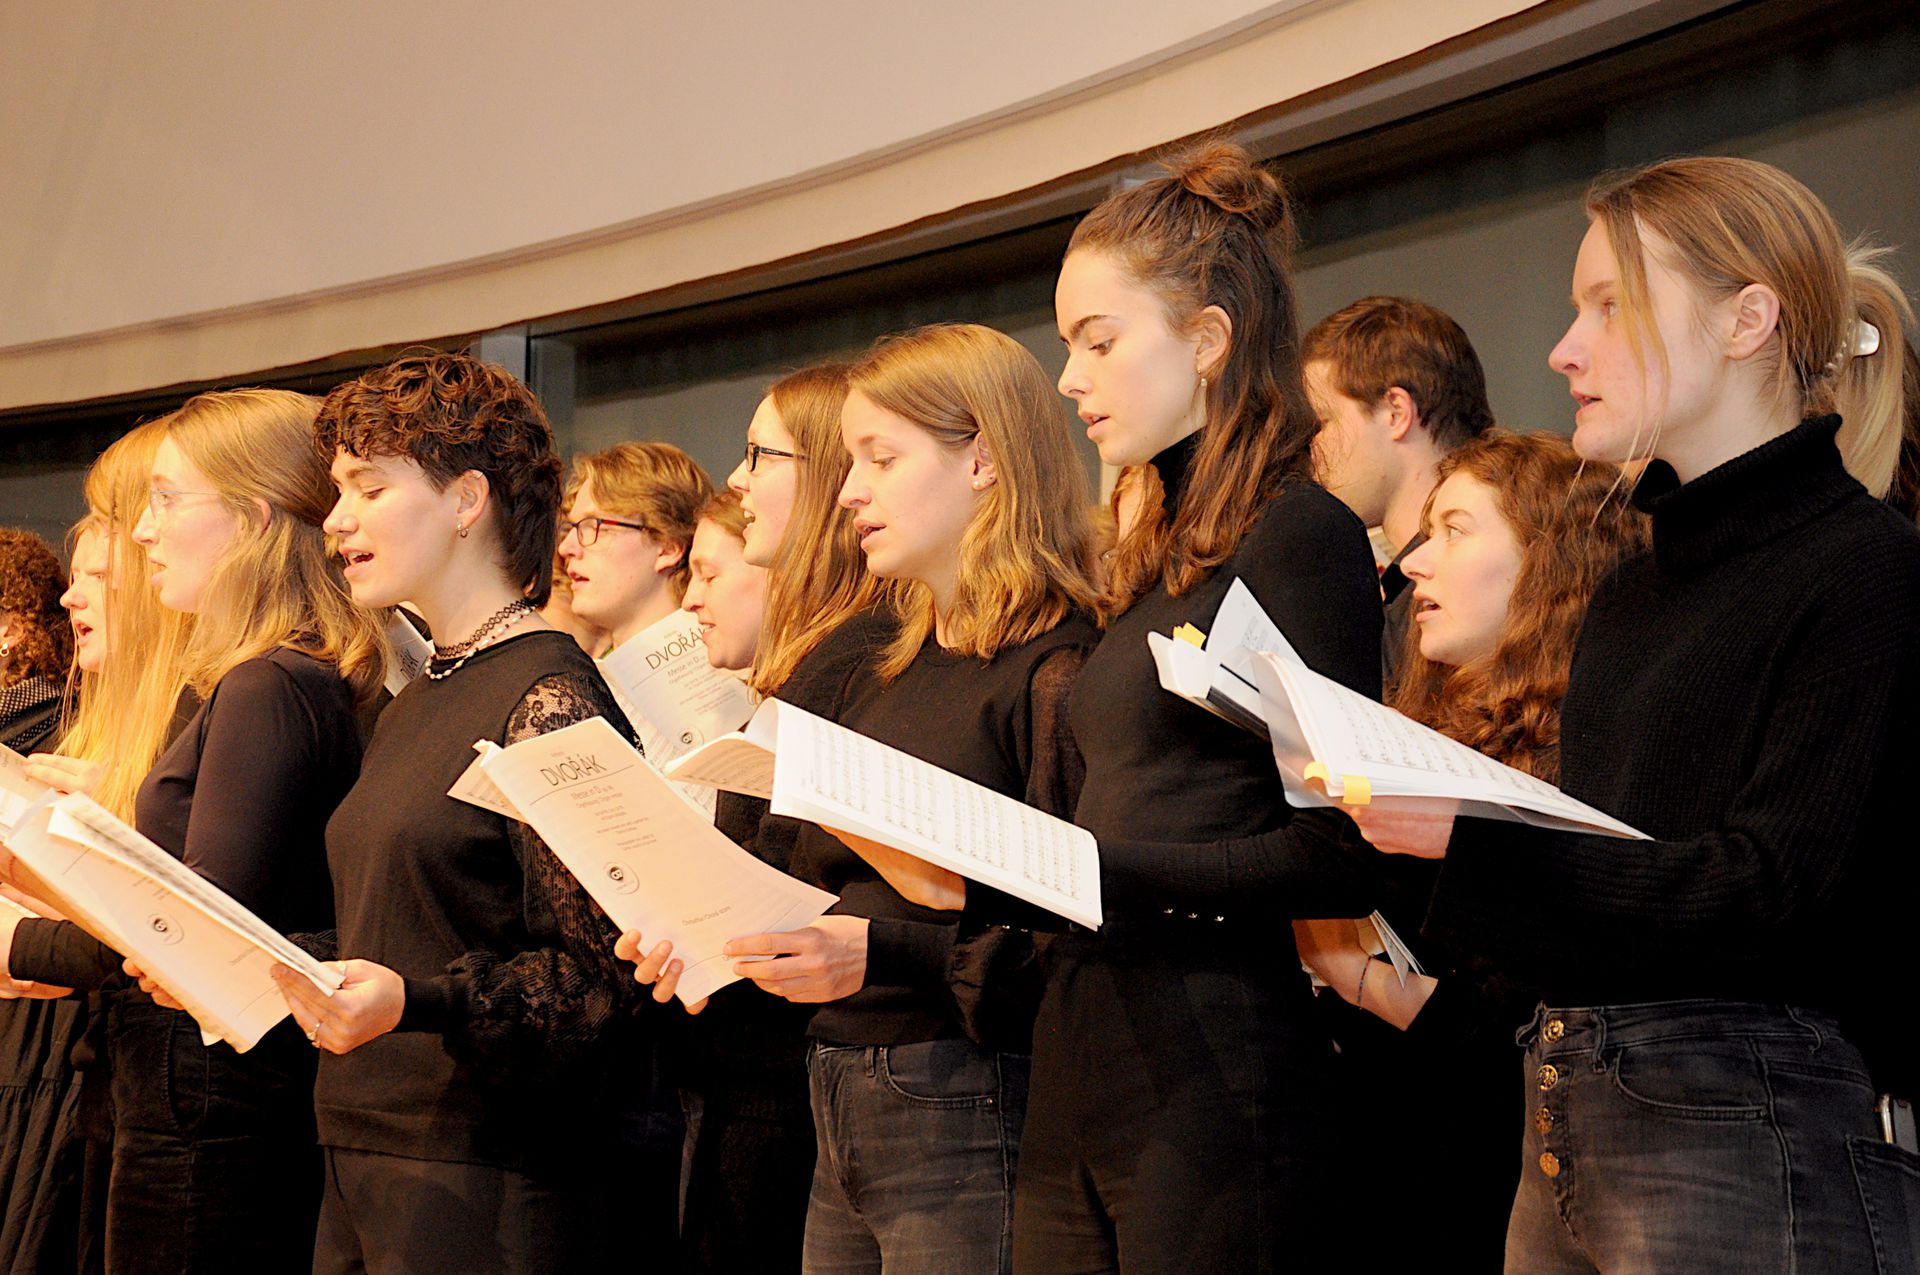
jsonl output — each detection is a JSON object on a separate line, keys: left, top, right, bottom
{"left": 1302, "top": 296, "right": 1495, "bottom": 680}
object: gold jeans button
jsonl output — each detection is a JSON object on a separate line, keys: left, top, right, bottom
{"left": 1535, "top": 1107, "right": 1554, "bottom": 1134}
{"left": 1537, "top": 1063, "right": 1559, "bottom": 1092}
{"left": 1543, "top": 1018, "right": 1565, "bottom": 1043}
{"left": 1539, "top": 1152, "right": 1561, "bottom": 1178}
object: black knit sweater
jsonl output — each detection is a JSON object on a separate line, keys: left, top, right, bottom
{"left": 1427, "top": 416, "right": 1920, "bottom": 1089}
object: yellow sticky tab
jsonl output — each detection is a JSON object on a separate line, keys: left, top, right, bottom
{"left": 1174, "top": 624, "right": 1207, "bottom": 648}
{"left": 1304, "top": 761, "right": 1329, "bottom": 784}
{"left": 1340, "top": 775, "right": 1372, "bottom": 806}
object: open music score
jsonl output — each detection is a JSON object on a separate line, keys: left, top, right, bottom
{"left": 666, "top": 700, "right": 1103, "bottom": 929}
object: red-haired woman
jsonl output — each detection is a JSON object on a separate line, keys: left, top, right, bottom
{"left": 1296, "top": 429, "right": 1646, "bottom": 1266}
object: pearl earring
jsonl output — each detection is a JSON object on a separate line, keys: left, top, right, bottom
{"left": 457, "top": 521, "right": 470, "bottom": 539}
{"left": 1199, "top": 375, "right": 1209, "bottom": 393}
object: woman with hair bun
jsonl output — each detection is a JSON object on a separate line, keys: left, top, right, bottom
{"left": 877, "top": 146, "right": 1385, "bottom": 1271}
{"left": 3, "top": 388, "right": 382, "bottom": 1274}
{"left": 1357, "top": 156, "right": 1920, "bottom": 1272}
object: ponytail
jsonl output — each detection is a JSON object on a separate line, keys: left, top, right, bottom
{"left": 1835, "top": 246, "right": 1916, "bottom": 503}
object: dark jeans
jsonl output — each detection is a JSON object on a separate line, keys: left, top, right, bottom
{"left": 804, "top": 1038, "right": 1028, "bottom": 1275}
{"left": 104, "top": 997, "right": 319, "bottom": 1275}
{"left": 1508, "top": 1000, "right": 1919, "bottom": 1274}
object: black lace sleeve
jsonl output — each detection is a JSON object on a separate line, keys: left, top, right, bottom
{"left": 396, "top": 669, "right": 649, "bottom": 1070}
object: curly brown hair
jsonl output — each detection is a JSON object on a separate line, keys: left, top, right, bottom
{"left": 1388, "top": 430, "right": 1648, "bottom": 781}
{"left": 0, "top": 527, "right": 75, "bottom": 683}
{"left": 314, "top": 351, "right": 563, "bottom": 606}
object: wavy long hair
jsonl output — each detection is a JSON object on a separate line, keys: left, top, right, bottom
{"left": 1070, "top": 142, "right": 1319, "bottom": 615}
{"left": 751, "top": 362, "right": 889, "bottom": 697}
{"left": 164, "top": 389, "right": 386, "bottom": 704}
{"left": 1389, "top": 430, "right": 1648, "bottom": 781}
{"left": 58, "top": 421, "right": 194, "bottom": 818}
{"left": 848, "top": 324, "right": 1102, "bottom": 679}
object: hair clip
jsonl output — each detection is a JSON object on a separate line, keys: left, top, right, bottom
{"left": 1854, "top": 321, "right": 1882, "bottom": 357}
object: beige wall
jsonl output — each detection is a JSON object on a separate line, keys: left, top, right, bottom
{"left": 0, "top": 0, "right": 1575, "bottom": 409}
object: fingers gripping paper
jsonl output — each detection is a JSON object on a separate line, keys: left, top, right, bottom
{"left": 5, "top": 793, "right": 341, "bottom": 1051}
{"left": 476, "top": 717, "right": 836, "bottom": 1005}
{"left": 667, "top": 700, "right": 1103, "bottom": 928}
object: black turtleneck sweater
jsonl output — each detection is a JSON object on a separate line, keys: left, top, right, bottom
{"left": 1427, "top": 416, "right": 1920, "bottom": 1089}
{"left": 1066, "top": 434, "right": 1383, "bottom": 916}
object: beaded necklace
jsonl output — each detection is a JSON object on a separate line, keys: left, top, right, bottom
{"left": 424, "top": 599, "right": 535, "bottom": 681}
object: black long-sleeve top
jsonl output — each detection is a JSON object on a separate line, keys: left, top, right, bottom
{"left": 312, "top": 629, "right": 654, "bottom": 1169}
{"left": 792, "top": 614, "right": 1097, "bottom": 1046}
{"left": 11, "top": 647, "right": 357, "bottom": 989}
{"left": 679, "top": 608, "right": 898, "bottom": 1084}
{"left": 1061, "top": 437, "right": 1384, "bottom": 923}
{"left": 1426, "top": 416, "right": 1920, "bottom": 1091}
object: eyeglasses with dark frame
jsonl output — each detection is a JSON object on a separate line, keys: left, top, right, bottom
{"left": 560, "top": 515, "right": 650, "bottom": 547}
{"left": 744, "top": 442, "right": 807, "bottom": 473}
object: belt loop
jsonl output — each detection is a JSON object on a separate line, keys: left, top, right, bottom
{"left": 1589, "top": 1008, "right": 1608, "bottom": 1071}
{"left": 1515, "top": 1003, "right": 1547, "bottom": 1050}
{"left": 1786, "top": 1005, "right": 1825, "bottom": 1053}
{"left": 864, "top": 1046, "right": 879, "bottom": 1079}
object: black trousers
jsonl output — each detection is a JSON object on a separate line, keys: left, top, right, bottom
{"left": 104, "top": 998, "right": 319, "bottom": 1275}
{"left": 1011, "top": 930, "right": 1356, "bottom": 1275}
{"left": 677, "top": 1074, "right": 815, "bottom": 1274}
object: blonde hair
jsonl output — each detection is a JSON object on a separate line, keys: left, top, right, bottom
{"left": 163, "top": 389, "right": 387, "bottom": 704}
{"left": 751, "top": 363, "right": 889, "bottom": 697}
{"left": 565, "top": 443, "right": 714, "bottom": 601}
{"left": 1586, "top": 156, "right": 1913, "bottom": 492}
{"left": 58, "top": 421, "right": 193, "bottom": 818}
{"left": 847, "top": 324, "right": 1102, "bottom": 680}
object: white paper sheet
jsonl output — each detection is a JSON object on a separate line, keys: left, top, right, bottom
{"left": 599, "top": 611, "right": 755, "bottom": 819}
{"left": 1249, "top": 650, "right": 1647, "bottom": 839}
{"left": 600, "top": 610, "right": 755, "bottom": 761}
{"left": 382, "top": 611, "right": 435, "bottom": 697}
{"left": 5, "top": 795, "right": 342, "bottom": 1051}
{"left": 668, "top": 700, "right": 1103, "bottom": 928}
{"left": 0, "top": 743, "right": 54, "bottom": 839}
{"left": 658, "top": 712, "right": 779, "bottom": 800}
{"left": 478, "top": 717, "right": 836, "bottom": 1005}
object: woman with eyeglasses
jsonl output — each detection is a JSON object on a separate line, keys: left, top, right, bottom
{"left": 2, "top": 389, "right": 383, "bottom": 1274}
{"left": 619, "top": 362, "right": 899, "bottom": 1274}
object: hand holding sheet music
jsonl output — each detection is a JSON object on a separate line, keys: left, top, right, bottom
{"left": 476, "top": 716, "right": 836, "bottom": 1005}
{"left": 1248, "top": 649, "right": 1645, "bottom": 839}
{"left": 666, "top": 699, "right": 1104, "bottom": 928}
{"left": 1148, "top": 578, "right": 1645, "bottom": 840}
{"left": 4, "top": 793, "right": 342, "bottom": 1051}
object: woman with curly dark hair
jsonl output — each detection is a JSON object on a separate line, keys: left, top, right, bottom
{"left": 1295, "top": 429, "right": 1646, "bottom": 1265}
{"left": 0, "top": 528, "right": 75, "bottom": 755}
{"left": 271, "top": 350, "right": 673, "bottom": 1275}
